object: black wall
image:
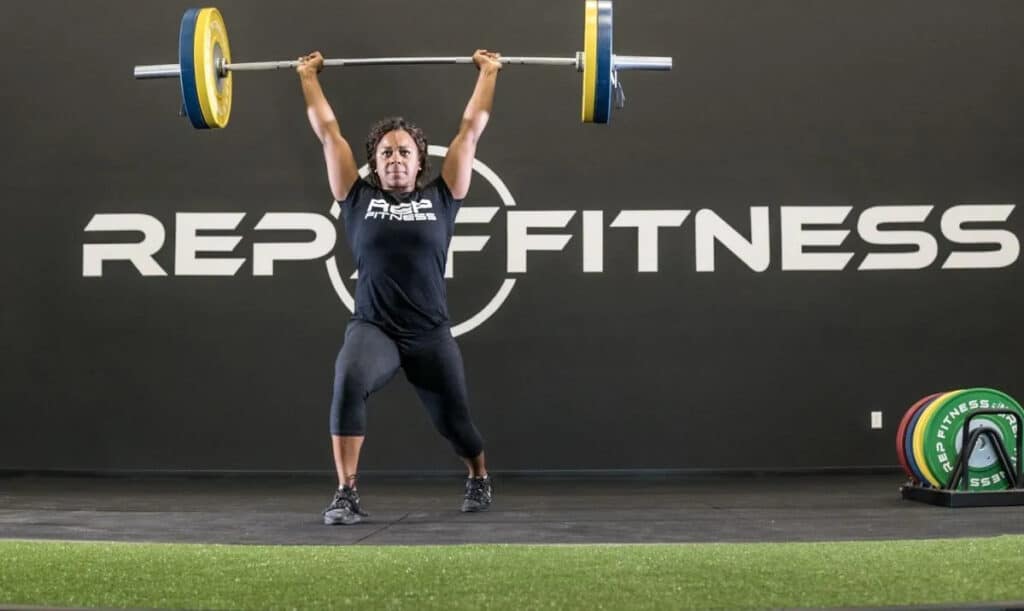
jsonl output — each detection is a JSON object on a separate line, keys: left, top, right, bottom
{"left": 3, "top": 0, "right": 1023, "bottom": 472}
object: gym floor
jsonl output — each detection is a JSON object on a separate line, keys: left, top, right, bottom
{"left": 2, "top": 473, "right": 1020, "bottom": 546}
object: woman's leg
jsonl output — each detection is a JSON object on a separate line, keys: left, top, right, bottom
{"left": 325, "top": 322, "right": 401, "bottom": 524}
{"left": 402, "top": 335, "right": 491, "bottom": 511}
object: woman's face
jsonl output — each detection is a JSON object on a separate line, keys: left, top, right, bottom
{"left": 374, "top": 129, "right": 421, "bottom": 192}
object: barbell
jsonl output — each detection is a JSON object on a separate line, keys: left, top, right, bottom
{"left": 133, "top": 1, "right": 672, "bottom": 129}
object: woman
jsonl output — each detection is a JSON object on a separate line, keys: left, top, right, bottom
{"left": 297, "top": 49, "right": 500, "bottom": 525}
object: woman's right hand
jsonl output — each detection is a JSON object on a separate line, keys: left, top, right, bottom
{"left": 297, "top": 51, "right": 325, "bottom": 77}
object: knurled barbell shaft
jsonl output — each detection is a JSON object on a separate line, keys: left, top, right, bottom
{"left": 233, "top": 56, "right": 579, "bottom": 71}
{"left": 132, "top": 54, "right": 672, "bottom": 79}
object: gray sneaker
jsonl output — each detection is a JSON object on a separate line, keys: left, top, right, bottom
{"left": 461, "top": 476, "right": 493, "bottom": 513}
{"left": 323, "top": 486, "right": 364, "bottom": 525}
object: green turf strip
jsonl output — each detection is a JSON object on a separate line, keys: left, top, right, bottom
{"left": 1, "top": 537, "right": 1023, "bottom": 609}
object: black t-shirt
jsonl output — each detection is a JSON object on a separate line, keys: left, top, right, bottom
{"left": 338, "top": 175, "right": 461, "bottom": 338}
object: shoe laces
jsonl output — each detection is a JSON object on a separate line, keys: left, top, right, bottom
{"left": 341, "top": 485, "right": 359, "bottom": 502}
{"left": 465, "top": 477, "right": 491, "bottom": 502}
{"left": 327, "top": 488, "right": 355, "bottom": 513}
{"left": 340, "top": 484, "right": 371, "bottom": 516}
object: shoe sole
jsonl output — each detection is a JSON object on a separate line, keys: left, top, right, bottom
{"left": 323, "top": 510, "right": 362, "bottom": 525}
{"left": 460, "top": 504, "right": 491, "bottom": 513}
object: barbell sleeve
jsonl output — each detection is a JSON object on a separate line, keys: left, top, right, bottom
{"left": 134, "top": 64, "right": 184, "bottom": 79}
{"left": 613, "top": 55, "right": 672, "bottom": 71}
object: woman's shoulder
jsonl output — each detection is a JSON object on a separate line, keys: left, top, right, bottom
{"left": 337, "top": 177, "right": 379, "bottom": 205}
{"left": 424, "top": 175, "right": 460, "bottom": 203}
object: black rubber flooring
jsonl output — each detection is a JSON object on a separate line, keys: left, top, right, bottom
{"left": 1, "top": 473, "right": 1022, "bottom": 546}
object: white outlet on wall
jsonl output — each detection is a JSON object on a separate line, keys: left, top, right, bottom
{"left": 871, "top": 411, "right": 883, "bottom": 429}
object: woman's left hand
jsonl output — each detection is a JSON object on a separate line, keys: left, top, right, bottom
{"left": 472, "top": 49, "right": 502, "bottom": 73}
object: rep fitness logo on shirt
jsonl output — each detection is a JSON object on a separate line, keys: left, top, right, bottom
{"left": 365, "top": 199, "right": 437, "bottom": 222}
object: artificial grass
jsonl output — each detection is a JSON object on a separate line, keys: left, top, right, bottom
{"left": 1, "top": 537, "right": 1023, "bottom": 609}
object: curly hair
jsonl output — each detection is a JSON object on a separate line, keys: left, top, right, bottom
{"left": 364, "top": 117, "right": 430, "bottom": 190}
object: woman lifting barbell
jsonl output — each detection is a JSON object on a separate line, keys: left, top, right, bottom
{"left": 296, "top": 49, "right": 500, "bottom": 525}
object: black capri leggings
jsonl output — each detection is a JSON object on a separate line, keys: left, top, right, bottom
{"left": 329, "top": 320, "right": 484, "bottom": 458}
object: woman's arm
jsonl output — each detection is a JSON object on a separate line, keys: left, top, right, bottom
{"left": 442, "top": 49, "right": 502, "bottom": 200}
{"left": 297, "top": 51, "right": 360, "bottom": 201}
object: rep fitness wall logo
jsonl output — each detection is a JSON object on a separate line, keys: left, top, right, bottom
{"left": 83, "top": 146, "right": 1021, "bottom": 337}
